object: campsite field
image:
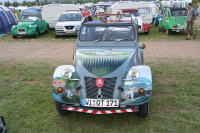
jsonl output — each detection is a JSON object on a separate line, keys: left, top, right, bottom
{"left": 0, "top": 21, "right": 200, "bottom": 132}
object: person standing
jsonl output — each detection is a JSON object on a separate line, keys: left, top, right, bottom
{"left": 185, "top": 3, "right": 197, "bottom": 40}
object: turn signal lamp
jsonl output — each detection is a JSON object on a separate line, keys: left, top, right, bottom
{"left": 138, "top": 88, "right": 145, "bottom": 94}
{"left": 57, "top": 87, "right": 64, "bottom": 93}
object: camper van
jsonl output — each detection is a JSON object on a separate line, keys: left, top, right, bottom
{"left": 108, "top": 1, "right": 153, "bottom": 24}
{"left": 42, "top": 4, "right": 80, "bottom": 28}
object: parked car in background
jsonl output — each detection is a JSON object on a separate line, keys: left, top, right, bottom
{"left": 52, "top": 14, "right": 152, "bottom": 118}
{"left": 158, "top": 7, "right": 187, "bottom": 35}
{"left": 11, "top": 9, "right": 49, "bottom": 39}
{"left": 118, "top": 9, "right": 150, "bottom": 34}
{"left": 152, "top": 6, "right": 170, "bottom": 26}
{"left": 54, "top": 10, "right": 83, "bottom": 37}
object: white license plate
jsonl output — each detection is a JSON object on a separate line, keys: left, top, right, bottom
{"left": 65, "top": 30, "right": 73, "bottom": 32}
{"left": 82, "top": 99, "right": 119, "bottom": 107}
{"left": 18, "top": 32, "right": 26, "bottom": 34}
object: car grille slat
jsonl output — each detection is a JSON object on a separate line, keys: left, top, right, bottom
{"left": 85, "top": 77, "right": 117, "bottom": 99}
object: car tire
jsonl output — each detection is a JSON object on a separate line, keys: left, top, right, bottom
{"left": 55, "top": 34, "right": 59, "bottom": 38}
{"left": 144, "top": 30, "right": 149, "bottom": 35}
{"left": 33, "top": 29, "right": 39, "bottom": 38}
{"left": 166, "top": 29, "right": 170, "bottom": 35}
{"left": 154, "top": 21, "right": 158, "bottom": 26}
{"left": 45, "top": 26, "right": 49, "bottom": 34}
{"left": 55, "top": 100, "right": 70, "bottom": 116}
{"left": 138, "top": 102, "right": 149, "bottom": 118}
{"left": 12, "top": 36, "right": 17, "bottom": 39}
{"left": 158, "top": 26, "right": 162, "bottom": 31}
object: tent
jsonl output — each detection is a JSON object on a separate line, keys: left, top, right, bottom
{"left": 0, "top": 5, "right": 17, "bottom": 37}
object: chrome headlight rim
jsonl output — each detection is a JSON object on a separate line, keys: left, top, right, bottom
{"left": 29, "top": 25, "right": 32, "bottom": 28}
{"left": 61, "top": 68, "right": 72, "bottom": 79}
{"left": 128, "top": 68, "right": 140, "bottom": 80}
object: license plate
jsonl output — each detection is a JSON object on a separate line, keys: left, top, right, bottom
{"left": 82, "top": 99, "right": 119, "bottom": 107}
{"left": 18, "top": 32, "right": 26, "bottom": 34}
{"left": 65, "top": 30, "right": 73, "bottom": 32}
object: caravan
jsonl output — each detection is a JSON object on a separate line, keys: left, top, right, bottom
{"left": 108, "top": 1, "right": 153, "bottom": 24}
{"left": 42, "top": 4, "right": 80, "bottom": 28}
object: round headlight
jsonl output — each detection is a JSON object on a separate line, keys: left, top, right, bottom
{"left": 61, "top": 68, "right": 72, "bottom": 79}
{"left": 29, "top": 25, "right": 32, "bottom": 28}
{"left": 128, "top": 68, "right": 139, "bottom": 79}
{"left": 12, "top": 25, "right": 16, "bottom": 28}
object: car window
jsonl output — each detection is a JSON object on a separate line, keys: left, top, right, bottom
{"left": 171, "top": 10, "right": 185, "bottom": 16}
{"left": 59, "top": 13, "right": 83, "bottom": 21}
{"left": 79, "top": 26, "right": 135, "bottom": 41}
{"left": 21, "top": 15, "right": 38, "bottom": 21}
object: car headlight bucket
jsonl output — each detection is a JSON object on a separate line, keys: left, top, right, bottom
{"left": 29, "top": 25, "right": 32, "bottom": 28}
{"left": 61, "top": 68, "right": 72, "bottom": 79}
{"left": 76, "top": 25, "right": 80, "bottom": 30}
{"left": 128, "top": 68, "right": 139, "bottom": 79}
{"left": 55, "top": 25, "right": 63, "bottom": 29}
{"left": 12, "top": 25, "right": 17, "bottom": 28}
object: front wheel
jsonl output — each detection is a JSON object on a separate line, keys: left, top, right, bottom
{"left": 55, "top": 101, "right": 70, "bottom": 116}
{"left": 158, "top": 26, "right": 162, "bottom": 31}
{"left": 33, "top": 29, "right": 39, "bottom": 38}
{"left": 166, "top": 29, "right": 171, "bottom": 35}
{"left": 12, "top": 36, "right": 17, "bottom": 39}
{"left": 138, "top": 102, "right": 149, "bottom": 118}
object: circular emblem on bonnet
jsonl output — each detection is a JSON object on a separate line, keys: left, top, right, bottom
{"left": 95, "top": 77, "right": 104, "bottom": 88}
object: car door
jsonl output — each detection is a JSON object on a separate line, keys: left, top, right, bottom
{"left": 162, "top": 9, "right": 168, "bottom": 28}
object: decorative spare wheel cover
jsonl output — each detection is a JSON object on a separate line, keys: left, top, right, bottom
{"left": 95, "top": 77, "right": 104, "bottom": 88}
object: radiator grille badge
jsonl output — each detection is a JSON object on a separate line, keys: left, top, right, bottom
{"left": 95, "top": 77, "right": 104, "bottom": 88}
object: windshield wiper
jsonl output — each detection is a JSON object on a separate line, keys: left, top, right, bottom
{"left": 115, "top": 36, "right": 134, "bottom": 43}
{"left": 94, "top": 35, "right": 112, "bottom": 43}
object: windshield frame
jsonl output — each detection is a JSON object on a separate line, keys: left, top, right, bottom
{"left": 78, "top": 25, "right": 136, "bottom": 42}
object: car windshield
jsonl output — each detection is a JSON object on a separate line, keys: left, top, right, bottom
{"left": 59, "top": 13, "right": 83, "bottom": 21}
{"left": 171, "top": 10, "right": 186, "bottom": 16}
{"left": 21, "top": 15, "right": 39, "bottom": 21}
{"left": 79, "top": 26, "right": 135, "bottom": 42}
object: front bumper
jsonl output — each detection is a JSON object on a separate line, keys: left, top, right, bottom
{"left": 55, "top": 30, "right": 78, "bottom": 35}
{"left": 171, "top": 28, "right": 186, "bottom": 32}
{"left": 12, "top": 34, "right": 34, "bottom": 36}
{"left": 62, "top": 104, "right": 139, "bottom": 114}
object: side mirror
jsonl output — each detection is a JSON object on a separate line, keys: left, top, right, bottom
{"left": 140, "top": 43, "right": 146, "bottom": 49}
{"left": 54, "top": 18, "right": 58, "bottom": 21}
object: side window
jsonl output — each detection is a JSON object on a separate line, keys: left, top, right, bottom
{"left": 164, "top": 10, "right": 167, "bottom": 17}
{"left": 168, "top": 11, "right": 171, "bottom": 18}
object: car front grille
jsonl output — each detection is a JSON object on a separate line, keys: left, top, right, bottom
{"left": 17, "top": 28, "right": 26, "bottom": 34}
{"left": 85, "top": 77, "right": 117, "bottom": 99}
{"left": 65, "top": 26, "right": 74, "bottom": 29}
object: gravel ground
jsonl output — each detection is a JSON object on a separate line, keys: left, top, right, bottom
{"left": 0, "top": 40, "right": 200, "bottom": 64}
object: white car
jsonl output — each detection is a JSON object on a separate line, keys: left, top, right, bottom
{"left": 55, "top": 11, "right": 83, "bottom": 37}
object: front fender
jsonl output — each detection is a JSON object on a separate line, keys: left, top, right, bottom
{"left": 52, "top": 65, "right": 80, "bottom": 103}
{"left": 158, "top": 19, "right": 163, "bottom": 27}
{"left": 122, "top": 65, "right": 152, "bottom": 105}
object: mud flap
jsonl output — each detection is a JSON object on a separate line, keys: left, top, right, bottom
{"left": 0, "top": 116, "right": 6, "bottom": 133}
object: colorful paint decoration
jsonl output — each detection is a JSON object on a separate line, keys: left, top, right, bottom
{"left": 77, "top": 49, "right": 134, "bottom": 76}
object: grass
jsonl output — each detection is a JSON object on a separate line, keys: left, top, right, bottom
{"left": 1, "top": 23, "right": 200, "bottom": 42}
{"left": 0, "top": 57, "right": 200, "bottom": 133}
